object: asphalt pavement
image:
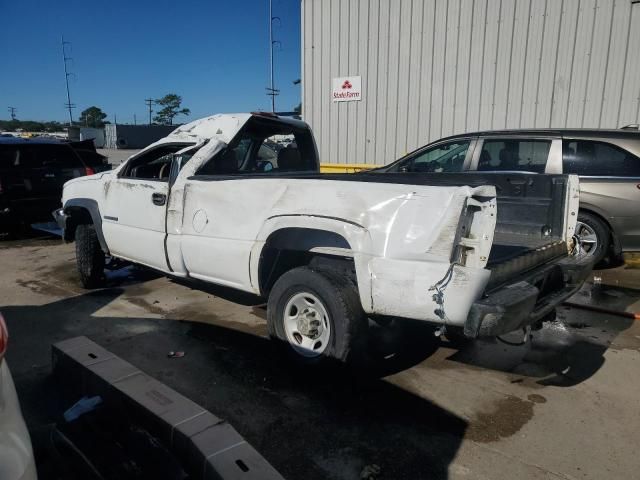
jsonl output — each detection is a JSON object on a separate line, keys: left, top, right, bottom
{"left": 1, "top": 236, "right": 639, "bottom": 480}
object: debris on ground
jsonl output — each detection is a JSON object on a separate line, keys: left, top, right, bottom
{"left": 63, "top": 396, "right": 103, "bottom": 422}
{"left": 360, "top": 464, "right": 381, "bottom": 479}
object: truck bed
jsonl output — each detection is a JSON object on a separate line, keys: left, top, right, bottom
{"left": 344, "top": 171, "right": 575, "bottom": 285}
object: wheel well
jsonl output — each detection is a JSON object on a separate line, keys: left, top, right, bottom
{"left": 579, "top": 208, "right": 618, "bottom": 253}
{"left": 64, "top": 206, "right": 93, "bottom": 242}
{"left": 258, "top": 228, "right": 355, "bottom": 295}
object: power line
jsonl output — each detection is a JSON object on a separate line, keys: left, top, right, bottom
{"left": 7, "top": 107, "right": 17, "bottom": 120}
{"left": 145, "top": 98, "right": 155, "bottom": 125}
{"left": 61, "top": 35, "right": 75, "bottom": 126}
{"left": 266, "top": 0, "right": 281, "bottom": 112}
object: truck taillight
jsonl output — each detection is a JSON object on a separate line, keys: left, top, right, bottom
{"left": 85, "top": 167, "right": 95, "bottom": 176}
{"left": 0, "top": 312, "right": 7, "bottom": 360}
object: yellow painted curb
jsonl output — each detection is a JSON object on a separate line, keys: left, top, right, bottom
{"left": 319, "top": 163, "right": 375, "bottom": 174}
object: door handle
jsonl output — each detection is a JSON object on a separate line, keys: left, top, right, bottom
{"left": 152, "top": 192, "right": 167, "bottom": 206}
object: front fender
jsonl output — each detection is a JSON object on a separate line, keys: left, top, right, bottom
{"left": 63, "top": 198, "right": 109, "bottom": 254}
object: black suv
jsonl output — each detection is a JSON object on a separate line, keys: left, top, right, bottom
{"left": 0, "top": 137, "right": 108, "bottom": 233}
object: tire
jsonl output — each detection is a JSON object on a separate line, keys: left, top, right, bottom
{"left": 576, "top": 211, "right": 610, "bottom": 265}
{"left": 75, "top": 224, "right": 105, "bottom": 288}
{"left": 267, "top": 266, "right": 367, "bottom": 365}
{"left": 444, "top": 326, "right": 474, "bottom": 348}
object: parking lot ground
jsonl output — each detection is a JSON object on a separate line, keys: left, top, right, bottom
{"left": 2, "top": 236, "right": 640, "bottom": 480}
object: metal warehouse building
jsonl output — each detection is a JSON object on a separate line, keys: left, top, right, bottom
{"left": 301, "top": 0, "right": 640, "bottom": 166}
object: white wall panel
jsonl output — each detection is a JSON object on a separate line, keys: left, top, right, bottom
{"left": 303, "top": 0, "right": 640, "bottom": 165}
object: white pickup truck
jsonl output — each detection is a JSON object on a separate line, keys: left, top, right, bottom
{"left": 56, "top": 113, "right": 593, "bottom": 363}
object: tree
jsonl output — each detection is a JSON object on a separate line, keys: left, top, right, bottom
{"left": 153, "top": 94, "right": 190, "bottom": 125}
{"left": 79, "top": 106, "right": 107, "bottom": 128}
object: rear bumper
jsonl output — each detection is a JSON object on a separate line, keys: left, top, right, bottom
{"left": 0, "top": 361, "right": 37, "bottom": 480}
{"left": 464, "top": 253, "right": 595, "bottom": 338}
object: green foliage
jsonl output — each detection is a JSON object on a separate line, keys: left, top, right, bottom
{"left": 79, "top": 106, "right": 108, "bottom": 128}
{"left": 153, "top": 94, "right": 190, "bottom": 125}
{"left": 0, "top": 119, "right": 66, "bottom": 132}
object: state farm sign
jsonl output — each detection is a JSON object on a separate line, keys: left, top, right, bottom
{"left": 332, "top": 76, "right": 362, "bottom": 102}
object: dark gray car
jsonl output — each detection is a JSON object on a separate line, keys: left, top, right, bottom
{"left": 380, "top": 128, "right": 640, "bottom": 263}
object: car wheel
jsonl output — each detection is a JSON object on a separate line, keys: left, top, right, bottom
{"left": 444, "top": 326, "right": 474, "bottom": 348}
{"left": 576, "top": 211, "right": 610, "bottom": 265}
{"left": 267, "top": 266, "right": 367, "bottom": 365}
{"left": 75, "top": 224, "right": 105, "bottom": 288}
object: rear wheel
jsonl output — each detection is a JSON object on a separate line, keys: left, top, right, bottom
{"left": 443, "top": 326, "right": 473, "bottom": 348}
{"left": 267, "top": 266, "right": 367, "bottom": 365}
{"left": 576, "top": 211, "right": 610, "bottom": 265}
{"left": 75, "top": 224, "right": 105, "bottom": 288}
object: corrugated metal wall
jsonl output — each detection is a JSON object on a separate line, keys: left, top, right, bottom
{"left": 302, "top": 0, "right": 640, "bottom": 165}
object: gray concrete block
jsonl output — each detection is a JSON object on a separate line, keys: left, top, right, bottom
{"left": 114, "top": 373, "right": 183, "bottom": 417}
{"left": 53, "top": 336, "right": 93, "bottom": 353}
{"left": 89, "top": 355, "right": 140, "bottom": 383}
{"left": 84, "top": 356, "right": 141, "bottom": 397}
{"left": 51, "top": 337, "right": 284, "bottom": 479}
{"left": 55, "top": 338, "right": 115, "bottom": 367}
{"left": 172, "top": 411, "right": 223, "bottom": 462}
{"left": 204, "top": 442, "right": 285, "bottom": 480}
{"left": 186, "top": 422, "right": 245, "bottom": 479}
{"left": 52, "top": 336, "right": 115, "bottom": 390}
{"left": 112, "top": 372, "right": 221, "bottom": 446}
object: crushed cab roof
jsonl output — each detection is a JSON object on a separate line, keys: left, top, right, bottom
{"left": 161, "top": 113, "right": 309, "bottom": 145}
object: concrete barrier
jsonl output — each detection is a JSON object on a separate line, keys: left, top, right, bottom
{"left": 52, "top": 336, "right": 284, "bottom": 480}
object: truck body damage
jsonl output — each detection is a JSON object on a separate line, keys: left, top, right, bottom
{"left": 57, "top": 113, "right": 592, "bottom": 353}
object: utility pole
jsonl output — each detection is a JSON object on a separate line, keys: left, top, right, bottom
{"left": 145, "top": 98, "right": 154, "bottom": 125}
{"left": 61, "top": 35, "right": 75, "bottom": 126}
{"left": 7, "top": 107, "right": 17, "bottom": 121}
{"left": 134, "top": 113, "right": 137, "bottom": 125}
{"left": 266, "top": 0, "right": 280, "bottom": 112}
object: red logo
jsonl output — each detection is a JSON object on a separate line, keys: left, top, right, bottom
{"left": 341, "top": 80, "right": 352, "bottom": 89}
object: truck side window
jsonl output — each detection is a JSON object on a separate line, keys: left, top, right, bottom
{"left": 120, "top": 144, "right": 194, "bottom": 181}
{"left": 197, "top": 129, "right": 315, "bottom": 176}
{"left": 477, "top": 139, "right": 550, "bottom": 173}
{"left": 563, "top": 140, "right": 640, "bottom": 177}
{"left": 396, "top": 140, "right": 469, "bottom": 173}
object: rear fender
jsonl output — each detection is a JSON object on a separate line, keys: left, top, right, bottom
{"left": 252, "top": 215, "right": 375, "bottom": 310}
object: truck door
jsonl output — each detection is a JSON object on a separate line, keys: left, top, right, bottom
{"left": 101, "top": 144, "right": 193, "bottom": 271}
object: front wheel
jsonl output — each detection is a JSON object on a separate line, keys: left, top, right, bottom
{"left": 267, "top": 266, "right": 367, "bottom": 365}
{"left": 75, "top": 224, "right": 105, "bottom": 288}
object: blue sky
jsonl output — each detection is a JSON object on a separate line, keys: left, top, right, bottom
{"left": 0, "top": 0, "right": 301, "bottom": 123}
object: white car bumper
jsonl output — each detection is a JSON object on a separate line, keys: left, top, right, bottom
{"left": 0, "top": 360, "right": 37, "bottom": 480}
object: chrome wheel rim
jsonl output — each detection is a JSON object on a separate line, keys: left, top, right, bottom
{"left": 283, "top": 292, "right": 331, "bottom": 358}
{"left": 575, "top": 221, "right": 598, "bottom": 256}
